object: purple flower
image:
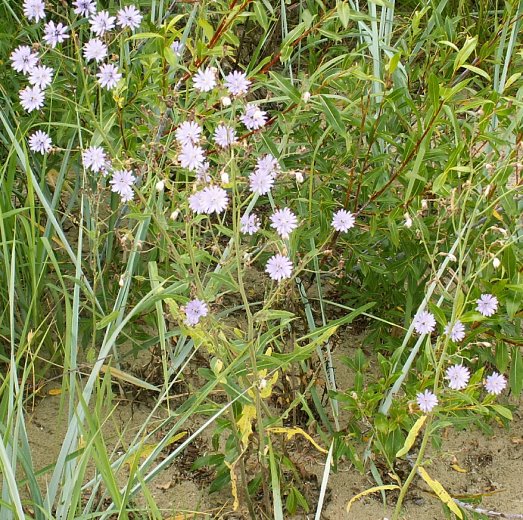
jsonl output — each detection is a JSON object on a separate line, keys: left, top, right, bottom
{"left": 416, "top": 389, "right": 438, "bottom": 413}
{"left": 484, "top": 372, "right": 506, "bottom": 395}
{"left": 249, "top": 169, "right": 274, "bottom": 195}
{"left": 28, "top": 65, "right": 54, "bottom": 90}
{"left": 412, "top": 310, "right": 436, "bottom": 335}
{"left": 43, "top": 20, "right": 69, "bottom": 48}
{"left": 188, "top": 190, "right": 207, "bottom": 214}
{"left": 224, "top": 70, "right": 251, "bottom": 96}
{"left": 240, "top": 103, "right": 267, "bottom": 130}
{"left": 193, "top": 67, "right": 216, "bottom": 92}
{"left": 28, "top": 130, "right": 52, "bottom": 154}
{"left": 82, "top": 146, "right": 108, "bottom": 173}
{"left": 19, "top": 86, "right": 45, "bottom": 112}
{"left": 184, "top": 299, "right": 208, "bottom": 326}
{"left": 270, "top": 208, "right": 298, "bottom": 239}
{"left": 255, "top": 154, "right": 279, "bottom": 178}
{"left": 10, "top": 45, "right": 39, "bottom": 74}
{"left": 444, "top": 320, "right": 465, "bottom": 342}
{"left": 83, "top": 39, "right": 108, "bottom": 63}
{"left": 179, "top": 143, "right": 205, "bottom": 171}
{"left": 96, "top": 63, "right": 122, "bottom": 90}
{"left": 331, "top": 209, "right": 355, "bottom": 232}
{"left": 175, "top": 121, "right": 202, "bottom": 146}
{"left": 445, "top": 364, "right": 470, "bottom": 390}
{"left": 109, "top": 169, "right": 135, "bottom": 202}
{"left": 240, "top": 214, "right": 261, "bottom": 235}
{"left": 476, "top": 294, "right": 498, "bottom": 317}
{"left": 213, "top": 124, "right": 237, "bottom": 148}
{"left": 116, "top": 5, "right": 142, "bottom": 30}
{"left": 265, "top": 254, "right": 293, "bottom": 282}
{"left": 73, "top": 0, "right": 97, "bottom": 17}
{"left": 23, "top": 0, "right": 45, "bottom": 22}
{"left": 89, "top": 11, "right": 116, "bottom": 36}
{"left": 201, "top": 186, "right": 228, "bottom": 214}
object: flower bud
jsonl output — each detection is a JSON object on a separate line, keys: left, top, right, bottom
{"left": 220, "top": 171, "right": 229, "bottom": 184}
{"left": 492, "top": 256, "right": 501, "bottom": 269}
{"left": 404, "top": 213, "right": 413, "bottom": 228}
{"left": 155, "top": 179, "right": 165, "bottom": 192}
{"left": 221, "top": 96, "right": 231, "bottom": 107}
{"left": 302, "top": 91, "right": 311, "bottom": 102}
{"left": 170, "top": 209, "right": 180, "bottom": 221}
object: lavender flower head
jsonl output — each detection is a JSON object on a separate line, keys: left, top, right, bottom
{"left": 332, "top": 209, "right": 355, "bottom": 232}
{"left": 240, "top": 214, "right": 261, "bottom": 235}
{"left": 476, "top": 294, "right": 498, "bottom": 317}
{"left": 29, "top": 130, "right": 52, "bottom": 154}
{"left": 412, "top": 310, "right": 436, "bottom": 335}
{"left": 270, "top": 208, "right": 298, "bottom": 239}
{"left": 416, "top": 389, "right": 438, "bottom": 413}
{"left": 266, "top": 254, "right": 293, "bottom": 282}
{"left": 184, "top": 299, "right": 208, "bottom": 326}
{"left": 445, "top": 364, "right": 470, "bottom": 390}
{"left": 484, "top": 372, "right": 506, "bottom": 395}
{"left": 444, "top": 320, "right": 465, "bottom": 342}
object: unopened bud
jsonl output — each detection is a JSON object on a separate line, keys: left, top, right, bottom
{"left": 295, "top": 170, "right": 304, "bottom": 183}
{"left": 155, "top": 180, "right": 165, "bottom": 192}
{"left": 119, "top": 274, "right": 125, "bottom": 287}
{"left": 404, "top": 213, "right": 413, "bottom": 228}
{"left": 421, "top": 199, "right": 428, "bottom": 210}
{"left": 492, "top": 257, "right": 501, "bottom": 269}
{"left": 220, "top": 171, "right": 229, "bottom": 184}
{"left": 170, "top": 209, "right": 180, "bottom": 221}
{"left": 221, "top": 96, "right": 231, "bottom": 107}
{"left": 302, "top": 91, "right": 311, "bottom": 102}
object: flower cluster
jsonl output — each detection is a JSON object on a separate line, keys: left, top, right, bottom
{"left": 413, "top": 291, "right": 506, "bottom": 413}
{"left": 413, "top": 293, "right": 499, "bottom": 338}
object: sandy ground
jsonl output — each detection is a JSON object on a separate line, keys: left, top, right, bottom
{"left": 23, "top": 333, "right": 523, "bottom": 519}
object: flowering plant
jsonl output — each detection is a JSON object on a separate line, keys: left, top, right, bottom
{"left": 0, "top": 0, "right": 521, "bottom": 518}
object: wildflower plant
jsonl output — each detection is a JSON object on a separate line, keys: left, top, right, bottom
{"left": 0, "top": 0, "right": 522, "bottom": 519}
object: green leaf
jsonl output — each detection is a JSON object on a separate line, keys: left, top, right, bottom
{"left": 269, "top": 72, "right": 301, "bottom": 103}
{"left": 462, "top": 64, "right": 491, "bottom": 81}
{"left": 318, "top": 95, "right": 347, "bottom": 137}
{"left": 336, "top": 0, "right": 351, "bottom": 28}
{"left": 95, "top": 310, "right": 120, "bottom": 330}
{"left": 495, "top": 343, "right": 509, "bottom": 373}
{"left": 510, "top": 347, "right": 523, "bottom": 395}
{"left": 127, "top": 32, "right": 164, "bottom": 41}
{"left": 454, "top": 36, "right": 477, "bottom": 72}
{"left": 490, "top": 404, "right": 513, "bottom": 421}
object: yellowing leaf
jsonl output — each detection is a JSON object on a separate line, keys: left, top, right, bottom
{"left": 267, "top": 427, "right": 328, "bottom": 454}
{"left": 492, "top": 209, "right": 503, "bottom": 221}
{"left": 347, "top": 485, "right": 400, "bottom": 513}
{"left": 260, "top": 371, "right": 279, "bottom": 399}
{"left": 225, "top": 461, "right": 239, "bottom": 511}
{"left": 450, "top": 463, "right": 468, "bottom": 473}
{"left": 396, "top": 415, "right": 426, "bottom": 458}
{"left": 48, "top": 388, "right": 62, "bottom": 396}
{"left": 237, "top": 404, "right": 256, "bottom": 449}
{"left": 418, "top": 466, "right": 463, "bottom": 519}
{"left": 100, "top": 365, "right": 160, "bottom": 392}
{"left": 125, "top": 431, "right": 187, "bottom": 467}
